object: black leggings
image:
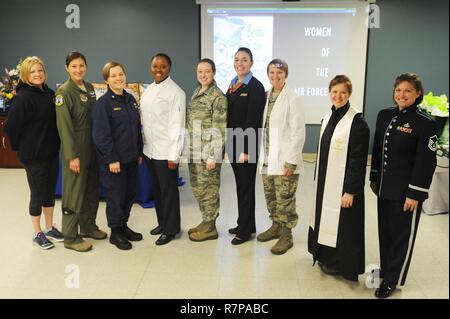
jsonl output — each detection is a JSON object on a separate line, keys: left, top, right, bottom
{"left": 23, "top": 156, "right": 59, "bottom": 216}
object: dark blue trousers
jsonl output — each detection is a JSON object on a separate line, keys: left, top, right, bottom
{"left": 377, "top": 197, "right": 422, "bottom": 286}
{"left": 100, "top": 161, "right": 139, "bottom": 228}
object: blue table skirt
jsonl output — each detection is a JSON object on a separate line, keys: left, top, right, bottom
{"left": 55, "top": 160, "right": 185, "bottom": 208}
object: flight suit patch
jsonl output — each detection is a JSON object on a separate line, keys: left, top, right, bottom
{"left": 113, "top": 107, "right": 122, "bottom": 111}
{"left": 240, "top": 93, "right": 248, "bottom": 96}
{"left": 55, "top": 95, "right": 64, "bottom": 106}
{"left": 80, "top": 94, "right": 88, "bottom": 103}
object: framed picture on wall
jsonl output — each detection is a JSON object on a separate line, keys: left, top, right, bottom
{"left": 125, "top": 83, "right": 140, "bottom": 105}
{"left": 92, "top": 82, "right": 149, "bottom": 105}
{"left": 92, "top": 83, "right": 108, "bottom": 100}
{"left": 139, "top": 83, "right": 151, "bottom": 104}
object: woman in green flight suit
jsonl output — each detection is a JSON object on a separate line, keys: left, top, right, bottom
{"left": 55, "top": 51, "right": 107, "bottom": 252}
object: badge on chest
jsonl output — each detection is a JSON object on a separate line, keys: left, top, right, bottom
{"left": 396, "top": 122, "right": 413, "bottom": 134}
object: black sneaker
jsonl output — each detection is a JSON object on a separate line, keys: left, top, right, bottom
{"left": 32, "top": 232, "right": 55, "bottom": 250}
{"left": 44, "top": 226, "right": 64, "bottom": 242}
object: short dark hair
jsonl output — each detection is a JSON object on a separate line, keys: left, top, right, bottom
{"left": 151, "top": 53, "right": 172, "bottom": 69}
{"left": 235, "top": 47, "right": 253, "bottom": 62}
{"left": 102, "top": 61, "right": 126, "bottom": 81}
{"left": 393, "top": 73, "right": 424, "bottom": 105}
{"left": 198, "top": 58, "right": 216, "bottom": 74}
{"left": 267, "top": 58, "right": 288, "bottom": 77}
{"left": 65, "top": 51, "right": 87, "bottom": 67}
{"left": 329, "top": 75, "right": 352, "bottom": 94}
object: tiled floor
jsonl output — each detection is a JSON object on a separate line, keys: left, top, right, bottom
{"left": 0, "top": 162, "right": 448, "bottom": 299}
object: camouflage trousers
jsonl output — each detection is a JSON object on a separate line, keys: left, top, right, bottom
{"left": 188, "top": 163, "right": 221, "bottom": 222}
{"left": 262, "top": 174, "right": 299, "bottom": 229}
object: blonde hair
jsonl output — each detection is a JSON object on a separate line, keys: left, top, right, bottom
{"left": 19, "top": 56, "right": 47, "bottom": 86}
{"left": 102, "top": 61, "right": 126, "bottom": 81}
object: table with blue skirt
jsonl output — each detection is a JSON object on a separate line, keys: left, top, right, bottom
{"left": 55, "top": 160, "right": 185, "bottom": 208}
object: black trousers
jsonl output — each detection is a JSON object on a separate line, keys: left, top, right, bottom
{"left": 377, "top": 197, "right": 422, "bottom": 286}
{"left": 100, "top": 161, "right": 139, "bottom": 228}
{"left": 23, "top": 156, "right": 59, "bottom": 216}
{"left": 145, "top": 157, "right": 180, "bottom": 235}
{"left": 230, "top": 162, "right": 257, "bottom": 237}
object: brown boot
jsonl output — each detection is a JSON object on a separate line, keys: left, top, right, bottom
{"left": 80, "top": 228, "right": 107, "bottom": 240}
{"left": 270, "top": 227, "right": 293, "bottom": 255}
{"left": 64, "top": 239, "right": 93, "bottom": 252}
{"left": 188, "top": 221, "right": 209, "bottom": 235}
{"left": 257, "top": 222, "right": 281, "bottom": 242}
{"left": 189, "top": 221, "right": 218, "bottom": 242}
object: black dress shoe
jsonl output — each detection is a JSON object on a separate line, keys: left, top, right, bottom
{"left": 375, "top": 281, "right": 396, "bottom": 299}
{"left": 150, "top": 225, "right": 163, "bottom": 235}
{"left": 123, "top": 225, "right": 143, "bottom": 241}
{"left": 155, "top": 234, "right": 175, "bottom": 246}
{"left": 318, "top": 262, "right": 340, "bottom": 276}
{"left": 229, "top": 227, "right": 255, "bottom": 235}
{"left": 110, "top": 228, "right": 132, "bottom": 250}
{"left": 231, "top": 234, "right": 251, "bottom": 245}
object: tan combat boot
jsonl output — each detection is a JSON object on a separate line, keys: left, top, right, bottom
{"left": 270, "top": 227, "right": 293, "bottom": 255}
{"left": 64, "top": 239, "right": 93, "bottom": 252}
{"left": 80, "top": 228, "right": 107, "bottom": 240}
{"left": 257, "top": 222, "right": 282, "bottom": 242}
{"left": 188, "top": 220, "right": 209, "bottom": 235}
{"left": 189, "top": 221, "right": 218, "bottom": 242}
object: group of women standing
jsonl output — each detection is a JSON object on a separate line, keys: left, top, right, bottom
{"left": 4, "top": 47, "right": 437, "bottom": 298}
{"left": 308, "top": 72, "right": 437, "bottom": 299}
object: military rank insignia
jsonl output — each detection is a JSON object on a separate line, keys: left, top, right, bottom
{"left": 55, "top": 95, "right": 64, "bottom": 107}
{"left": 80, "top": 94, "right": 88, "bottom": 102}
{"left": 428, "top": 135, "right": 438, "bottom": 151}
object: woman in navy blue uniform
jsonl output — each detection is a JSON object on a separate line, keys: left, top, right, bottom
{"left": 370, "top": 73, "right": 438, "bottom": 298}
{"left": 92, "top": 62, "right": 143, "bottom": 250}
{"left": 226, "top": 47, "right": 266, "bottom": 245}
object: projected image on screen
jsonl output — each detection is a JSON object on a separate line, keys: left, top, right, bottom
{"left": 201, "top": 3, "right": 369, "bottom": 124}
{"left": 214, "top": 16, "right": 273, "bottom": 91}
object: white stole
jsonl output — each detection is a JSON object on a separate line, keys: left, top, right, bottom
{"left": 310, "top": 106, "right": 359, "bottom": 248}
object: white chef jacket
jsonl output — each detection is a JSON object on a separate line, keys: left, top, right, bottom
{"left": 140, "top": 76, "right": 186, "bottom": 161}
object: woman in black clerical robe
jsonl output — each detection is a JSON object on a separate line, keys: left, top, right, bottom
{"left": 308, "top": 75, "right": 369, "bottom": 282}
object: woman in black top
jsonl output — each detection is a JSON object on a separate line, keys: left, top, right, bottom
{"left": 226, "top": 47, "right": 266, "bottom": 245}
{"left": 308, "top": 75, "right": 369, "bottom": 281}
{"left": 370, "top": 73, "right": 437, "bottom": 298}
{"left": 4, "top": 56, "right": 62, "bottom": 250}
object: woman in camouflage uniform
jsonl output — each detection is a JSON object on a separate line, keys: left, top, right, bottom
{"left": 257, "top": 59, "right": 305, "bottom": 255}
{"left": 187, "top": 59, "right": 227, "bottom": 241}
